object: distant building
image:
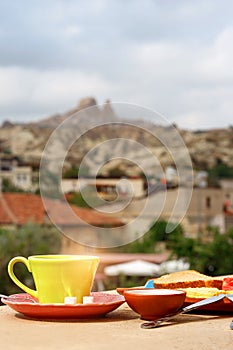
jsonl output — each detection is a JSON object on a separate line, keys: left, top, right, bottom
{"left": 98, "top": 186, "right": 233, "bottom": 238}
{"left": 0, "top": 154, "right": 32, "bottom": 191}
{"left": 0, "top": 192, "right": 124, "bottom": 253}
{"left": 219, "top": 179, "right": 233, "bottom": 190}
{"left": 158, "top": 187, "right": 233, "bottom": 235}
{"left": 61, "top": 176, "right": 146, "bottom": 200}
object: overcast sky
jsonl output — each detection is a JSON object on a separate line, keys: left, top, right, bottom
{"left": 0, "top": 0, "right": 233, "bottom": 130}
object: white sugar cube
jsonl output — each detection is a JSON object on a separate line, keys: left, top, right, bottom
{"left": 64, "top": 296, "right": 77, "bottom": 305}
{"left": 83, "top": 296, "right": 94, "bottom": 304}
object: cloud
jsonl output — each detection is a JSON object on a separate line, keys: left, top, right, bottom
{"left": 0, "top": 0, "right": 233, "bottom": 129}
{"left": 196, "top": 27, "right": 233, "bottom": 81}
{"left": 0, "top": 67, "right": 111, "bottom": 121}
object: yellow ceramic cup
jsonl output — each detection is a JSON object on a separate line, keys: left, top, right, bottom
{"left": 8, "top": 255, "right": 100, "bottom": 304}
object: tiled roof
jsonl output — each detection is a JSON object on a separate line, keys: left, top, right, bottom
{"left": 0, "top": 193, "right": 123, "bottom": 227}
{"left": 0, "top": 193, "right": 44, "bottom": 225}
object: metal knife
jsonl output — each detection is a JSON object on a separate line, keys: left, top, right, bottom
{"left": 141, "top": 293, "right": 226, "bottom": 329}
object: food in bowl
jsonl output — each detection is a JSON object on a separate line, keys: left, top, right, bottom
{"left": 124, "top": 289, "right": 186, "bottom": 321}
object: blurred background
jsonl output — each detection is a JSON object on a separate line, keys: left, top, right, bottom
{"left": 0, "top": 0, "right": 233, "bottom": 297}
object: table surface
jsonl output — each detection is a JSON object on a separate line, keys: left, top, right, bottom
{"left": 1, "top": 294, "right": 233, "bottom": 350}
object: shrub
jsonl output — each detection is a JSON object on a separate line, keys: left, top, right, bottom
{"left": 1, "top": 178, "right": 24, "bottom": 192}
{"left": 167, "top": 226, "right": 233, "bottom": 276}
{"left": 0, "top": 223, "right": 62, "bottom": 297}
{"left": 116, "top": 219, "right": 233, "bottom": 277}
{"left": 117, "top": 220, "right": 184, "bottom": 253}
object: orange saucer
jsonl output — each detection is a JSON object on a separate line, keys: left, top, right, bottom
{"left": 1, "top": 292, "right": 125, "bottom": 320}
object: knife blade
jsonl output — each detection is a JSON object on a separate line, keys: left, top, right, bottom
{"left": 225, "top": 294, "right": 233, "bottom": 302}
{"left": 182, "top": 293, "right": 226, "bottom": 313}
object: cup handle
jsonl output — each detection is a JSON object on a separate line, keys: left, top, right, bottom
{"left": 8, "top": 257, "right": 38, "bottom": 299}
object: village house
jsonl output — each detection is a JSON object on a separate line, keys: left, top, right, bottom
{"left": 0, "top": 154, "right": 32, "bottom": 191}
{"left": 97, "top": 186, "right": 233, "bottom": 238}
{"left": 0, "top": 192, "right": 124, "bottom": 253}
{"left": 61, "top": 176, "right": 146, "bottom": 200}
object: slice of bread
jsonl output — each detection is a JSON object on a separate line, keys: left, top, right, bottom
{"left": 153, "top": 270, "right": 223, "bottom": 289}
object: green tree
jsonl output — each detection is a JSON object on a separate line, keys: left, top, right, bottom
{"left": 167, "top": 226, "right": 233, "bottom": 276}
{"left": 108, "top": 167, "right": 128, "bottom": 178}
{"left": 63, "top": 165, "right": 90, "bottom": 178}
{"left": 117, "top": 219, "right": 233, "bottom": 277}
{"left": 208, "top": 162, "right": 233, "bottom": 187}
{"left": 0, "top": 223, "right": 62, "bottom": 297}
{"left": 117, "top": 220, "right": 184, "bottom": 253}
{"left": 68, "top": 186, "right": 103, "bottom": 208}
{"left": 1, "top": 178, "right": 24, "bottom": 192}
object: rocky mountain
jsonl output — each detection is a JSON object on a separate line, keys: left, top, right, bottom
{"left": 0, "top": 97, "right": 233, "bottom": 174}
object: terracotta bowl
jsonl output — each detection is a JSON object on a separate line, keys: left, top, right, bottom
{"left": 124, "top": 289, "right": 186, "bottom": 320}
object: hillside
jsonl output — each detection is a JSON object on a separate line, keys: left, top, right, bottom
{"left": 0, "top": 97, "right": 233, "bottom": 173}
